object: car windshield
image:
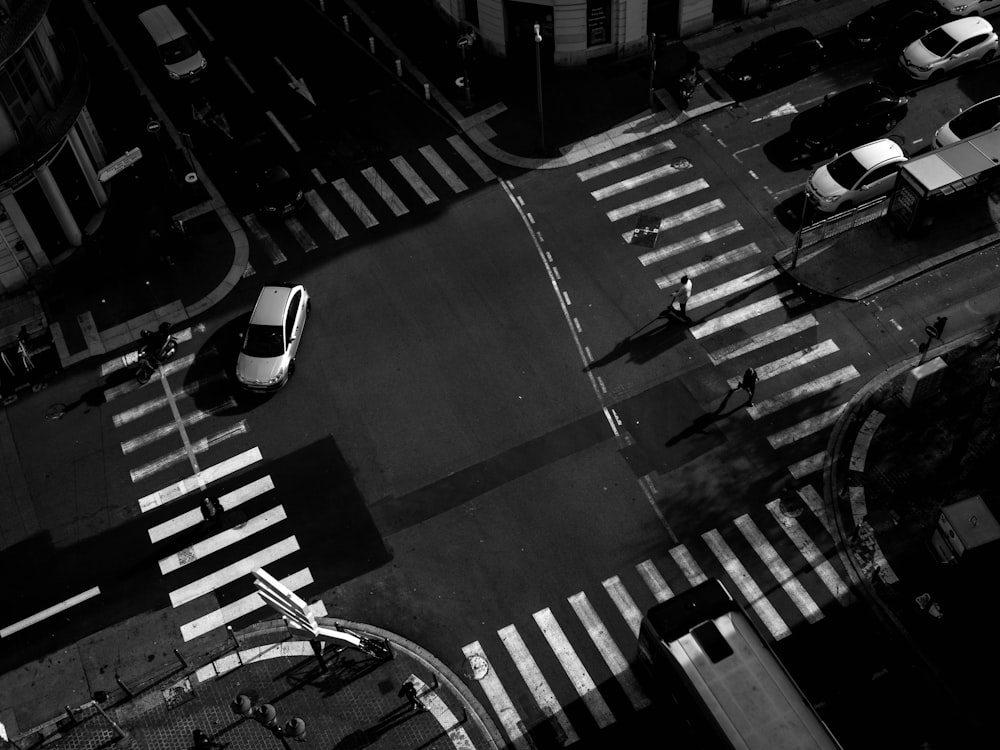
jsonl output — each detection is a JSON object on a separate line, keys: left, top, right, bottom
{"left": 826, "top": 152, "right": 868, "bottom": 189}
{"left": 242, "top": 324, "right": 284, "bottom": 358}
{"left": 951, "top": 99, "right": 1000, "bottom": 139}
{"left": 920, "top": 27, "right": 959, "bottom": 57}
{"left": 825, "top": 85, "right": 878, "bottom": 113}
{"left": 159, "top": 36, "right": 198, "bottom": 64}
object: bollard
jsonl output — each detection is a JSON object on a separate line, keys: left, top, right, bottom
{"left": 64, "top": 706, "right": 77, "bottom": 725}
{"left": 283, "top": 718, "right": 306, "bottom": 742}
{"left": 227, "top": 625, "right": 244, "bottom": 665}
{"left": 231, "top": 694, "right": 253, "bottom": 717}
{"left": 174, "top": 648, "right": 188, "bottom": 669}
{"left": 424, "top": 82, "right": 430, "bottom": 101}
{"left": 342, "top": 15, "right": 349, "bottom": 33}
{"left": 253, "top": 703, "right": 277, "bottom": 729}
{"left": 309, "top": 640, "right": 328, "bottom": 673}
{"left": 395, "top": 59, "right": 402, "bottom": 76}
{"left": 369, "top": 36, "right": 375, "bottom": 55}
{"left": 114, "top": 673, "right": 135, "bottom": 699}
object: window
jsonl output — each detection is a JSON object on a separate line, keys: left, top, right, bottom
{"left": 860, "top": 163, "right": 899, "bottom": 188}
{"left": 285, "top": 292, "right": 301, "bottom": 341}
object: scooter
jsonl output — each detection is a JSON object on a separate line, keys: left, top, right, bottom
{"left": 674, "top": 67, "right": 698, "bottom": 109}
{"left": 134, "top": 325, "right": 178, "bottom": 384}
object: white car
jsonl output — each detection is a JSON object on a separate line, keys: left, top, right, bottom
{"left": 806, "top": 139, "right": 908, "bottom": 213}
{"left": 936, "top": 0, "right": 1000, "bottom": 17}
{"left": 236, "top": 284, "right": 310, "bottom": 391}
{"left": 899, "top": 16, "right": 998, "bottom": 80}
{"left": 934, "top": 94, "right": 1000, "bottom": 146}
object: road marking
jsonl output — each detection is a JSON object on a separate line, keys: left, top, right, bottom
{"left": 635, "top": 559, "right": 674, "bottom": 602}
{"left": 447, "top": 135, "right": 496, "bottom": 181}
{"left": 576, "top": 140, "right": 676, "bottom": 181}
{"left": 224, "top": 56, "right": 255, "bottom": 95}
{"left": 670, "top": 544, "right": 708, "bottom": 586}
{"left": 112, "top": 376, "right": 222, "bottom": 427}
{"left": 362, "top": 167, "right": 409, "bottom": 217}
{"left": 726, "top": 340, "right": 839, "bottom": 389}
{"left": 390, "top": 156, "right": 439, "bottom": 204}
{"left": 244, "top": 214, "right": 287, "bottom": 264}
{"left": 139, "top": 447, "right": 263, "bottom": 513}
{"left": 420, "top": 145, "right": 468, "bottom": 193}
{"left": 100, "top": 325, "right": 197, "bottom": 377}
{"left": 121, "top": 399, "right": 235, "bottom": 454}
{"left": 686, "top": 265, "right": 781, "bottom": 311}
{"left": 788, "top": 451, "right": 826, "bottom": 479}
{"left": 767, "top": 403, "right": 848, "bottom": 449}
{"left": 305, "top": 189, "right": 348, "bottom": 239}
{"left": 131, "top": 422, "right": 248, "bottom": 485}
{"left": 606, "top": 178, "right": 708, "bottom": 222}
{"left": 747, "top": 365, "right": 859, "bottom": 420}
{"left": 590, "top": 160, "right": 692, "bottom": 201}
{"left": 104, "top": 351, "right": 199, "bottom": 401}
{"left": 655, "top": 243, "right": 761, "bottom": 289}
{"left": 461, "top": 642, "right": 531, "bottom": 750}
{"left": 766, "top": 499, "right": 852, "bottom": 606}
{"left": 708, "top": 315, "right": 818, "bottom": 365}
{"left": 796, "top": 485, "right": 833, "bottom": 538}
{"left": 149, "top": 476, "right": 276, "bottom": 543}
{"left": 168, "top": 536, "right": 300, "bottom": 608}
{"left": 689, "top": 292, "right": 788, "bottom": 340}
{"left": 702, "top": 529, "right": 791, "bottom": 640}
{"left": 568, "top": 593, "right": 651, "bottom": 711}
{"left": 285, "top": 216, "right": 318, "bottom": 251}
{"left": 159, "top": 506, "right": 288, "bottom": 575}
{"left": 265, "top": 110, "right": 300, "bottom": 152}
{"left": 1, "top": 587, "right": 101, "bottom": 638}
{"left": 533, "top": 608, "right": 614, "bottom": 728}
{"left": 602, "top": 575, "right": 644, "bottom": 638}
{"left": 311, "top": 167, "right": 327, "bottom": 185}
{"left": 637, "top": 219, "right": 743, "bottom": 266}
{"left": 333, "top": 178, "right": 379, "bottom": 228}
{"left": 622, "top": 200, "right": 726, "bottom": 242}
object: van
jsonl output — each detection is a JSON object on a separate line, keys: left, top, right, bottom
{"left": 138, "top": 5, "right": 206, "bottom": 81}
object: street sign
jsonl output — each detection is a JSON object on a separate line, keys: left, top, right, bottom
{"left": 146, "top": 119, "right": 161, "bottom": 134}
{"left": 253, "top": 568, "right": 319, "bottom": 636}
{"left": 98, "top": 147, "right": 142, "bottom": 182}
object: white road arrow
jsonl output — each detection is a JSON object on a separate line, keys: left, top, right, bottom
{"left": 274, "top": 56, "right": 315, "bottom": 106}
{"left": 751, "top": 102, "right": 799, "bottom": 122}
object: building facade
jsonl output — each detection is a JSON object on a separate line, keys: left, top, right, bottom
{"left": 0, "top": 0, "right": 107, "bottom": 293}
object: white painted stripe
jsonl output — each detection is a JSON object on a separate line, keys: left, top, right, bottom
{"left": 637, "top": 219, "right": 743, "bottom": 265}
{"left": 420, "top": 145, "right": 468, "bottom": 193}
{"left": 533, "top": 608, "right": 614, "bottom": 728}
{"left": 310, "top": 167, "right": 326, "bottom": 185}
{"left": 498, "top": 625, "right": 579, "bottom": 745}
{"left": 1, "top": 587, "right": 101, "bottom": 638}
{"left": 138, "top": 447, "right": 262, "bottom": 513}
{"left": 461, "top": 642, "right": 531, "bottom": 750}
{"left": 121, "top": 400, "right": 235, "bottom": 455}
{"left": 224, "top": 56, "right": 255, "bottom": 95}
{"left": 708, "top": 315, "right": 818, "bottom": 365}
{"left": 687, "top": 266, "right": 781, "bottom": 312}
{"left": 168, "top": 536, "right": 300, "bottom": 608}
{"left": 180, "top": 568, "right": 313, "bottom": 641}
{"left": 100, "top": 326, "right": 196, "bottom": 378}
{"left": 726, "top": 340, "right": 840, "bottom": 389}
{"left": 669, "top": 545, "right": 708, "bottom": 586}
{"left": 655, "top": 243, "right": 762, "bottom": 289}
{"left": 575, "top": 140, "right": 675, "bottom": 181}
{"left": 797, "top": 485, "right": 833, "bottom": 538}
{"left": 159, "top": 506, "right": 287, "bottom": 575}
{"left": 130, "top": 422, "right": 247, "bottom": 484}
{"left": 333, "top": 179, "right": 379, "bottom": 228}
{"left": 265, "top": 110, "right": 300, "bottom": 152}
{"left": 734, "top": 515, "right": 823, "bottom": 624}
{"left": 623, "top": 200, "right": 727, "bottom": 243}
{"left": 748, "top": 365, "right": 859, "bottom": 420}
{"left": 702, "top": 529, "right": 791, "bottom": 640}
{"left": 568, "top": 593, "right": 651, "bottom": 711}
{"left": 561, "top": 112, "right": 677, "bottom": 161}
{"left": 602, "top": 576, "right": 644, "bottom": 638}
{"left": 850, "top": 410, "right": 886, "bottom": 472}
{"left": 689, "top": 293, "right": 788, "bottom": 340}
{"left": 766, "top": 499, "right": 852, "bottom": 606}
{"left": 149, "top": 476, "right": 275, "bottom": 543}
{"left": 305, "top": 190, "right": 348, "bottom": 239}
{"left": 284, "top": 216, "right": 318, "bottom": 251}
{"left": 362, "top": 167, "right": 409, "bottom": 217}
{"left": 850, "top": 486, "right": 867, "bottom": 529}
{"left": 390, "top": 156, "right": 439, "bottom": 205}
{"left": 591, "top": 161, "right": 692, "bottom": 201}
{"left": 788, "top": 451, "right": 826, "bottom": 480}
{"left": 447, "top": 135, "right": 496, "bottom": 181}
{"left": 244, "top": 214, "right": 287, "bottom": 264}
{"left": 767, "top": 403, "right": 848, "bottom": 449}
{"left": 606, "top": 178, "right": 708, "bottom": 222}
{"left": 635, "top": 560, "right": 673, "bottom": 602}
{"left": 112, "top": 376, "right": 222, "bottom": 427}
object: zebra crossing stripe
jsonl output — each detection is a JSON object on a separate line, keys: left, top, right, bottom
{"left": 726, "top": 340, "right": 840, "bottom": 389}
{"left": 121, "top": 399, "right": 236, "bottom": 455}
{"left": 701, "top": 529, "right": 791, "bottom": 640}
{"left": 420, "top": 145, "right": 468, "bottom": 193}
{"left": 766, "top": 499, "right": 852, "bottom": 606}
{"left": 796, "top": 485, "right": 833, "bottom": 538}
{"left": 130, "top": 422, "right": 248, "bottom": 484}
{"left": 733, "top": 515, "right": 823, "bottom": 624}
{"left": 333, "top": 179, "right": 379, "bottom": 228}
{"left": 285, "top": 216, "right": 318, "bottom": 251}
{"left": 533, "top": 608, "right": 614, "bottom": 728}
{"left": 568, "top": 593, "right": 651, "bottom": 712}
{"left": 788, "top": 451, "right": 826, "bottom": 479}
{"left": 447, "top": 135, "right": 496, "bottom": 182}
{"left": 181, "top": 572, "right": 318, "bottom": 642}
{"left": 159, "top": 506, "right": 288, "bottom": 575}
{"left": 591, "top": 160, "right": 692, "bottom": 201}
{"left": 113, "top": 376, "right": 222, "bottom": 427}
{"left": 708, "top": 315, "right": 819, "bottom": 365}
{"left": 149, "top": 476, "right": 275, "bottom": 543}
{"left": 168, "top": 536, "right": 300, "bottom": 608}
{"left": 669, "top": 545, "right": 708, "bottom": 585}
{"left": 305, "top": 190, "right": 348, "bottom": 239}
{"left": 498, "top": 624, "right": 579, "bottom": 745}
{"left": 635, "top": 560, "right": 673, "bottom": 602}
{"left": 602, "top": 576, "right": 644, "bottom": 638}
{"left": 637, "top": 219, "right": 743, "bottom": 266}
{"left": 461, "top": 642, "right": 532, "bottom": 750}
{"left": 606, "top": 178, "right": 708, "bottom": 222}
{"left": 139, "top": 447, "right": 263, "bottom": 513}
{"left": 244, "top": 214, "right": 287, "bottom": 264}
{"left": 265, "top": 110, "right": 300, "bottom": 152}
{"left": 747, "top": 365, "right": 859, "bottom": 420}
{"left": 576, "top": 140, "right": 675, "bottom": 181}
{"left": 767, "top": 403, "right": 849, "bottom": 449}
{"left": 687, "top": 266, "right": 781, "bottom": 312}
{"left": 656, "top": 243, "right": 761, "bottom": 289}
{"left": 689, "top": 292, "right": 789, "bottom": 340}
{"left": 390, "top": 156, "right": 439, "bottom": 205}
{"left": 622, "top": 200, "right": 726, "bottom": 242}
{"left": 362, "top": 167, "right": 409, "bottom": 217}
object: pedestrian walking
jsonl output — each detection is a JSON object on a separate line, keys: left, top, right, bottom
{"left": 668, "top": 275, "right": 693, "bottom": 317}
{"left": 737, "top": 367, "right": 758, "bottom": 406}
{"left": 398, "top": 680, "right": 426, "bottom": 712}
{"left": 192, "top": 729, "right": 224, "bottom": 749}
{"left": 200, "top": 497, "right": 224, "bottom": 524}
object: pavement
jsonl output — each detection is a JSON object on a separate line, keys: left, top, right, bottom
{"left": 3, "top": 0, "right": 1000, "bottom": 747}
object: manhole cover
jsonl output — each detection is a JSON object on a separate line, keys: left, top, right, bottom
{"left": 45, "top": 403, "right": 67, "bottom": 420}
{"left": 462, "top": 654, "right": 490, "bottom": 680}
{"left": 671, "top": 158, "right": 692, "bottom": 170}
{"left": 163, "top": 677, "right": 194, "bottom": 709}
{"left": 778, "top": 495, "right": 804, "bottom": 518}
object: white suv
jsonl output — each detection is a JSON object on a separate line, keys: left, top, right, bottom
{"left": 936, "top": 0, "right": 1000, "bottom": 17}
{"left": 235, "top": 284, "right": 310, "bottom": 391}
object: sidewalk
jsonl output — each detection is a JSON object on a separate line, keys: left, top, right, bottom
{"left": 828, "top": 328, "right": 1000, "bottom": 746}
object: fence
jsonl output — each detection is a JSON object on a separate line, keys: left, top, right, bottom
{"left": 797, "top": 196, "right": 889, "bottom": 250}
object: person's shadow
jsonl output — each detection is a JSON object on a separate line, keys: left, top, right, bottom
{"left": 664, "top": 387, "right": 747, "bottom": 446}
{"left": 585, "top": 309, "right": 691, "bottom": 370}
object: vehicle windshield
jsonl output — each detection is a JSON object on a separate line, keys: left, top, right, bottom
{"left": 159, "top": 36, "right": 198, "bottom": 64}
{"left": 826, "top": 152, "right": 868, "bottom": 189}
{"left": 951, "top": 99, "right": 1000, "bottom": 139}
{"left": 242, "top": 324, "right": 284, "bottom": 358}
{"left": 919, "top": 27, "right": 959, "bottom": 57}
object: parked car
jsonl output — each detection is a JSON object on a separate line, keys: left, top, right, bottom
{"left": 806, "top": 139, "right": 908, "bottom": 213}
{"left": 899, "top": 16, "right": 998, "bottom": 80}
{"left": 847, "top": 1, "right": 940, "bottom": 51}
{"left": 137, "top": 5, "right": 206, "bottom": 81}
{"left": 235, "top": 136, "right": 305, "bottom": 216}
{"left": 934, "top": 94, "right": 1000, "bottom": 146}
{"left": 722, "top": 27, "right": 824, "bottom": 95}
{"left": 935, "top": 0, "right": 1000, "bottom": 17}
{"left": 235, "top": 284, "right": 310, "bottom": 391}
{"left": 790, "top": 82, "right": 909, "bottom": 153}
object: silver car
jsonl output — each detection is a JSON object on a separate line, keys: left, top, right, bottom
{"left": 236, "top": 284, "right": 310, "bottom": 391}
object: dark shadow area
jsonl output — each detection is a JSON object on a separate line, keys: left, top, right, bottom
{"left": 585, "top": 311, "right": 689, "bottom": 370}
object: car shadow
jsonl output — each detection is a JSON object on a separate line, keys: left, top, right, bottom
{"left": 182, "top": 312, "right": 268, "bottom": 416}
{"left": 762, "top": 133, "right": 830, "bottom": 174}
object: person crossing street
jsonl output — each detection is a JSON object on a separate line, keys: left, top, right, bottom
{"left": 668, "top": 275, "right": 693, "bottom": 318}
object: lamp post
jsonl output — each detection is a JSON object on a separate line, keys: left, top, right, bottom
{"left": 791, "top": 194, "right": 810, "bottom": 269}
{"left": 534, "top": 23, "right": 545, "bottom": 151}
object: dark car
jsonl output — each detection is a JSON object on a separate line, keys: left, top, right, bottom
{"left": 235, "top": 136, "right": 305, "bottom": 216}
{"left": 789, "top": 82, "right": 909, "bottom": 153}
{"left": 847, "top": 1, "right": 940, "bottom": 52}
{"left": 723, "top": 27, "right": 824, "bottom": 95}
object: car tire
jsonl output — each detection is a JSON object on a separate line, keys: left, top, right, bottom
{"left": 982, "top": 49, "right": 996, "bottom": 64}
{"left": 884, "top": 116, "right": 898, "bottom": 132}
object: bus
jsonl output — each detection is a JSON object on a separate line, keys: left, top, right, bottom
{"left": 637, "top": 578, "right": 842, "bottom": 750}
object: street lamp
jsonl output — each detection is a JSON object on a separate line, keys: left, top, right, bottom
{"left": 534, "top": 23, "right": 545, "bottom": 151}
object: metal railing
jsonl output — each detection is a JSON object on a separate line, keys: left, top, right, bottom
{"left": 797, "top": 196, "right": 890, "bottom": 251}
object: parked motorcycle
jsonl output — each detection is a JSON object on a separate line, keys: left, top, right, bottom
{"left": 134, "top": 323, "right": 178, "bottom": 384}
{"left": 674, "top": 66, "right": 699, "bottom": 109}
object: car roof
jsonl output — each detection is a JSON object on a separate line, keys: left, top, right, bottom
{"left": 249, "top": 285, "right": 296, "bottom": 326}
{"left": 938, "top": 16, "right": 994, "bottom": 40}
{"left": 843, "top": 139, "right": 906, "bottom": 169}
{"left": 827, "top": 82, "right": 890, "bottom": 107}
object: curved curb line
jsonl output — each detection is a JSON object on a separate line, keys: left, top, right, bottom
{"left": 184, "top": 206, "right": 249, "bottom": 320}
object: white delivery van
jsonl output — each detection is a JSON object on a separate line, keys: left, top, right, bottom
{"left": 138, "top": 5, "right": 206, "bottom": 81}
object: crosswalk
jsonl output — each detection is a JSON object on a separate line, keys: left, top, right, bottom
{"left": 103, "top": 328, "right": 322, "bottom": 642}
{"left": 242, "top": 134, "right": 496, "bottom": 270}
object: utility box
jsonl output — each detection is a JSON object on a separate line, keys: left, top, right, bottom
{"left": 901, "top": 356, "right": 946, "bottom": 407}
{"left": 930, "top": 495, "right": 1000, "bottom": 564}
